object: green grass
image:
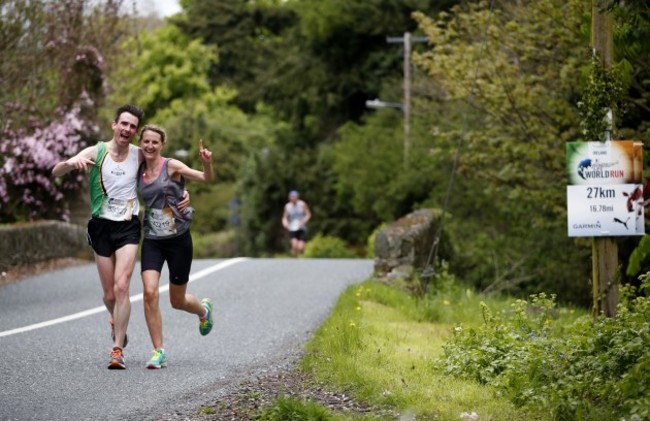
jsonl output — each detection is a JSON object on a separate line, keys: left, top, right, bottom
{"left": 254, "top": 268, "right": 589, "bottom": 420}
{"left": 300, "top": 280, "right": 557, "bottom": 420}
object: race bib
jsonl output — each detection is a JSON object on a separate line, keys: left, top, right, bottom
{"left": 146, "top": 207, "right": 177, "bottom": 237}
{"left": 99, "top": 197, "right": 134, "bottom": 221}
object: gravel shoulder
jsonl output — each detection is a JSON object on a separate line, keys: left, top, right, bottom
{"left": 185, "top": 360, "right": 397, "bottom": 420}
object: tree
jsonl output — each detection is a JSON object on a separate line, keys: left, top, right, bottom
{"left": 1, "top": 0, "right": 126, "bottom": 126}
{"left": 172, "top": 0, "right": 462, "bottom": 255}
{"left": 174, "top": 0, "right": 297, "bottom": 112}
{"left": 0, "top": 0, "right": 129, "bottom": 223}
{"left": 411, "top": 0, "right": 594, "bottom": 302}
{"left": 107, "top": 24, "right": 217, "bottom": 122}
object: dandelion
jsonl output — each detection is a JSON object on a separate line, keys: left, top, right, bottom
{"left": 349, "top": 321, "right": 357, "bottom": 328}
{"left": 356, "top": 306, "right": 361, "bottom": 311}
{"left": 443, "top": 300, "right": 451, "bottom": 306}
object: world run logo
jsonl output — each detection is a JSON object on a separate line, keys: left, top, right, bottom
{"left": 577, "top": 159, "right": 624, "bottom": 181}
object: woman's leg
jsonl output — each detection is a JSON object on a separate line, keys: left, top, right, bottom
{"left": 169, "top": 282, "right": 205, "bottom": 317}
{"left": 142, "top": 270, "right": 164, "bottom": 350}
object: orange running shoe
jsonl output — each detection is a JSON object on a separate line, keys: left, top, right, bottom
{"left": 107, "top": 347, "right": 126, "bottom": 369}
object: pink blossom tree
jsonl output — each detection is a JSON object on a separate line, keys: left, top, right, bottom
{"left": 0, "top": 0, "right": 128, "bottom": 222}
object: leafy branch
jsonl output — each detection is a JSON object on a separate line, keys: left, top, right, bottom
{"left": 578, "top": 55, "right": 628, "bottom": 141}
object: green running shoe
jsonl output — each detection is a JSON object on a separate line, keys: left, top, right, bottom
{"left": 146, "top": 349, "right": 167, "bottom": 369}
{"left": 199, "top": 298, "right": 214, "bottom": 336}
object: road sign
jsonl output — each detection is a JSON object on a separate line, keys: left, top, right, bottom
{"left": 566, "top": 141, "right": 644, "bottom": 237}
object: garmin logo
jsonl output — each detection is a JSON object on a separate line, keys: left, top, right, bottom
{"left": 572, "top": 222, "right": 602, "bottom": 230}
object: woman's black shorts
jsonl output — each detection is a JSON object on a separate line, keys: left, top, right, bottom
{"left": 140, "top": 230, "right": 193, "bottom": 285}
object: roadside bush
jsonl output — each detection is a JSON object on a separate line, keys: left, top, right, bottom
{"left": 438, "top": 275, "right": 650, "bottom": 420}
{"left": 192, "top": 230, "right": 237, "bottom": 258}
{"left": 303, "top": 234, "right": 356, "bottom": 258}
{"left": 365, "top": 223, "right": 387, "bottom": 258}
{"left": 190, "top": 183, "right": 235, "bottom": 235}
{"left": 0, "top": 105, "right": 95, "bottom": 222}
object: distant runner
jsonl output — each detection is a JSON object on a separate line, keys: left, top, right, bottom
{"left": 282, "top": 190, "right": 311, "bottom": 256}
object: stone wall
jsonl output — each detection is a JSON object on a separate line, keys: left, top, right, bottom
{"left": 374, "top": 209, "right": 440, "bottom": 280}
{"left": 0, "top": 221, "right": 91, "bottom": 272}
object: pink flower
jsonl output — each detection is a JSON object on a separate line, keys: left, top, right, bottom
{"left": 0, "top": 104, "right": 98, "bottom": 222}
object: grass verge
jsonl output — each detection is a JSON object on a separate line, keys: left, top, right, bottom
{"left": 299, "top": 279, "right": 552, "bottom": 420}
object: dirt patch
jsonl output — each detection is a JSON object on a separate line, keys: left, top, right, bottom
{"left": 0, "top": 257, "right": 92, "bottom": 286}
{"left": 194, "top": 369, "right": 397, "bottom": 420}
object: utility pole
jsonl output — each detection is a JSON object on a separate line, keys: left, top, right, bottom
{"left": 403, "top": 32, "right": 412, "bottom": 166}
{"left": 387, "top": 33, "right": 427, "bottom": 166}
{"left": 591, "top": 0, "right": 618, "bottom": 318}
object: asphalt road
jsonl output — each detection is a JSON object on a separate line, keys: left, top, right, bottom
{"left": 0, "top": 258, "right": 373, "bottom": 420}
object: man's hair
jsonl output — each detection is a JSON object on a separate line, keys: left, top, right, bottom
{"left": 114, "top": 104, "right": 144, "bottom": 126}
{"left": 139, "top": 124, "right": 167, "bottom": 144}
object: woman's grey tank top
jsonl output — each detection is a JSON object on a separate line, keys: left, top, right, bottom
{"left": 138, "top": 159, "right": 193, "bottom": 239}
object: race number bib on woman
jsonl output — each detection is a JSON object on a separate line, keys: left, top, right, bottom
{"left": 146, "top": 207, "right": 178, "bottom": 237}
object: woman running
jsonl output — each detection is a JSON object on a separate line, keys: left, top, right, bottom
{"left": 137, "top": 124, "right": 214, "bottom": 369}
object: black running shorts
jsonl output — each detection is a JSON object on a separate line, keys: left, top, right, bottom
{"left": 289, "top": 229, "right": 307, "bottom": 241}
{"left": 87, "top": 218, "right": 141, "bottom": 257}
{"left": 140, "top": 230, "right": 193, "bottom": 285}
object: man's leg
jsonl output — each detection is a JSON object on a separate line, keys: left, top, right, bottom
{"left": 112, "top": 244, "right": 138, "bottom": 349}
{"left": 94, "top": 253, "right": 117, "bottom": 316}
{"left": 296, "top": 239, "right": 306, "bottom": 254}
{"left": 142, "top": 270, "right": 164, "bottom": 350}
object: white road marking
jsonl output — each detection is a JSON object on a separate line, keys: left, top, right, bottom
{"left": 0, "top": 257, "right": 249, "bottom": 338}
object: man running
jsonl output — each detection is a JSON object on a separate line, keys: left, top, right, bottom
{"left": 281, "top": 190, "right": 311, "bottom": 256}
